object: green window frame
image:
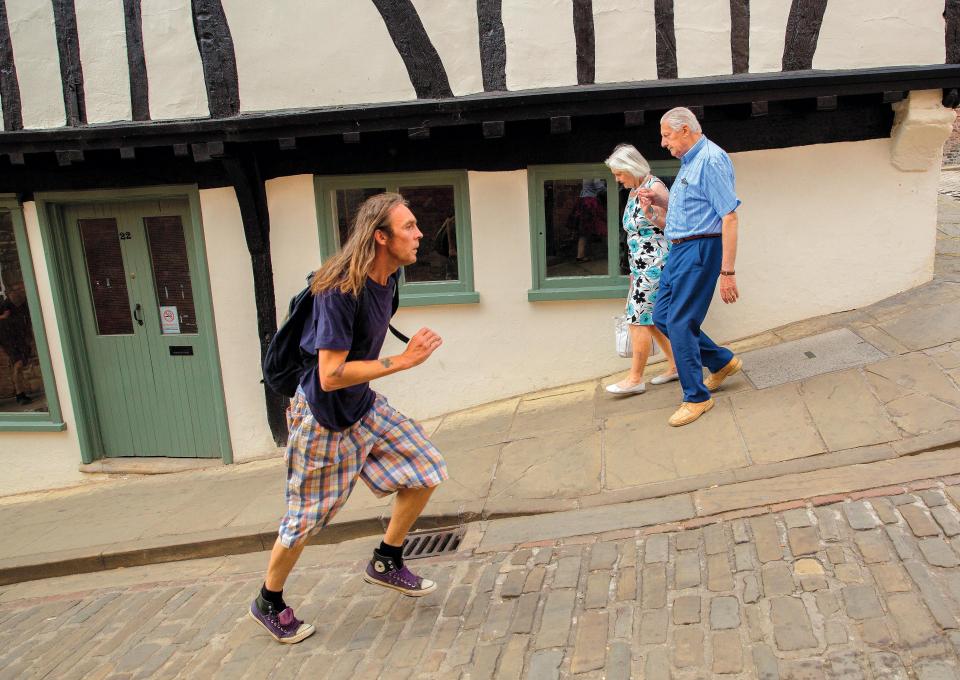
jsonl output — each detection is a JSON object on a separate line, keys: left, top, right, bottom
{"left": 314, "top": 171, "right": 478, "bottom": 307}
{"left": 527, "top": 162, "right": 678, "bottom": 302}
{"left": 0, "top": 196, "right": 65, "bottom": 431}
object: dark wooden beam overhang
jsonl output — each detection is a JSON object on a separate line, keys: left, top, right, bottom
{"left": 1, "top": 65, "right": 957, "bottom": 161}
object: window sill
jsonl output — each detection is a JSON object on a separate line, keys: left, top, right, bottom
{"left": 0, "top": 420, "right": 67, "bottom": 432}
{"left": 527, "top": 285, "right": 627, "bottom": 302}
{"left": 398, "top": 291, "right": 480, "bottom": 307}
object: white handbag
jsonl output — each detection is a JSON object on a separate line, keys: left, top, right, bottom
{"left": 614, "top": 315, "right": 658, "bottom": 358}
{"left": 614, "top": 315, "right": 632, "bottom": 358}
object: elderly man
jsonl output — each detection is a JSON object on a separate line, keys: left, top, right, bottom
{"left": 645, "top": 107, "right": 742, "bottom": 427}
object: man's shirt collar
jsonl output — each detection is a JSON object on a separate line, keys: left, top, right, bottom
{"left": 680, "top": 135, "right": 707, "bottom": 165}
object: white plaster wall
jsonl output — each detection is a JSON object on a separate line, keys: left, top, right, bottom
{"left": 504, "top": 0, "right": 578, "bottom": 91}
{"left": 413, "top": 0, "right": 484, "bottom": 97}
{"left": 140, "top": 0, "right": 208, "bottom": 120}
{"left": 815, "top": 0, "right": 945, "bottom": 70}
{"left": 593, "top": 0, "right": 658, "bottom": 84}
{"left": 224, "top": 0, "right": 415, "bottom": 113}
{"left": 75, "top": 0, "right": 131, "bottom": 124}
{"left": 712, "top": 138, "right": 937, "bottom": 339}
{"left": 198, "top": 188, "right": 276, "bottom": 461}
{"left": 5, "top": 0, "right": 64, "bottom": 128}
{"left": 675, "top": 0, "right": 732, "bottom": 78}
{"left": 0, "top": 202, "right": 85, "bottom": 496}
{"left": 266, "top": 175, "right": 322, "bottom": 323}
{"left": 749, "top": 0, "right": 791, "bottom": 73}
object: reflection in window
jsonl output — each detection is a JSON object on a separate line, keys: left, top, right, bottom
{"left": 335, "top": 187, "right": 386, "bottom": 247}
{"left": 0, "top": 212, "right": 47, "bottom": 413}
{"left": 145, "top": 216, "right": 199, "bottom": 334}
{"left": 544, "top": 178, "right": 608, "bottom": 278}
{"left": 79, "top": 218, "right": 134, "bottom": 336}
{"left": 399, "top": 185, "right": 457, "bottom": 283}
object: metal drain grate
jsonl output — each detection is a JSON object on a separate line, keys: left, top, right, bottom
{"left": 402, "top": 526, "right": 465, "bottom": 560}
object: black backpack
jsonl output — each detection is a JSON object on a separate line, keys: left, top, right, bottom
{"left": 262, "top": 272, "right": 409, "bottom": 398}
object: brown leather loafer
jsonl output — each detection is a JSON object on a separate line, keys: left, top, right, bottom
{"left": 704, "top": 357, "right": 742, "bottom": 391}
{"left": 668, "top": 398, "right": 715, "bottom": 427}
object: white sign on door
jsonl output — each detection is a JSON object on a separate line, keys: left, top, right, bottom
{"left": 160, "top": 306, "right": 180, "bottom": 334}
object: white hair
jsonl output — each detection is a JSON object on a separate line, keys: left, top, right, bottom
{"left": 604, "top": 143, "right": 650, "bottom": 181}
{"left": 660, "top": 107, "right": 702, "bottom": 133}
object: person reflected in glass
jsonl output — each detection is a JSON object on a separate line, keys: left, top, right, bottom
{"left": 571, "top": 178, "right": 607, "bottom": 263}
{"left": 433, "top": 215, "right": 457, "bottom": 279}
{"left": 604, "top": 144, "right": 678, "bottom": 395}
{"left": 0, "top": 292, "right": 33, "bottom": 405}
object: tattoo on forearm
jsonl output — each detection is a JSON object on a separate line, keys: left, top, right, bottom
{"left": 380, "top": 358, "right": 392, "bottom": 369}
{"left": 331, "top": 362, "right": 345, "bottom": 378}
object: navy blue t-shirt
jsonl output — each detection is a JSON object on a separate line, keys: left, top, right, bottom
{"left": 299, "top": 275, "right": 395, "bottom": 431}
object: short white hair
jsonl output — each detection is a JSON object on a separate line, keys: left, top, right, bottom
{"left": 604, "top": 143, "right": 650, "bottom": 181}
{"left": 661, "top": 107, "right": 702, "bottom": 133}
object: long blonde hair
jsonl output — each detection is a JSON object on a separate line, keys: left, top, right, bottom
{"left": 310, "top": 192, "right": 407, "bottom": 297}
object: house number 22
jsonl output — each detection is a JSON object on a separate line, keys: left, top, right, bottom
{"left": 119, "top": 231, "right": 132, "bottom": 240}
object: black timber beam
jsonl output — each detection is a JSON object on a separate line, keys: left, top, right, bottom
{"left": 220, "top": 152, "right": 286, "bottom": 445}
{"left": 0, "top": 65, "right": 955, "bottom": 156}
{"left": 0, "top": 100, "right": 896, "bottom": 194}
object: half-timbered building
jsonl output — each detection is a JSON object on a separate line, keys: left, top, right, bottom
{"left": 0, "top": 0, "right": 958, "bottom": 493}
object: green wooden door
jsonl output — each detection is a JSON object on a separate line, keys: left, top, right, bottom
{"left": 64, "top": 200, "right": 222, "bottom": 458}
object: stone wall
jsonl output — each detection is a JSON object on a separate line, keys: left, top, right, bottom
{"left": 944, "top": 111, "right": 960, "bottom": 167}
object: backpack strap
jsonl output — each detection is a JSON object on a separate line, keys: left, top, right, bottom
{"left": 388, "top": 272, "right": 410, "bottom": 344}
{"left": 354, "top": 271, "right": 410, "bottom": 345}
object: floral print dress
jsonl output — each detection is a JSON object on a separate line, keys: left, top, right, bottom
{"left": 624, "top": 176, "right": 670, "bottom": 326}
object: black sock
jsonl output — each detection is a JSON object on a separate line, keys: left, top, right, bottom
{"left": 378, "top": 540, "right": 404, "bottom": 567}
{"left": 260, "top": 583, "right": 286, "bottom": 611}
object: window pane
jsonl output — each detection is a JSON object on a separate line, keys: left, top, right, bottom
{"left": 334, "top": 188, "right": 386, "bottom": 248}
{"left": 399, "top": 185, "right": 458, "bottom": 283}
{"left": 544, "top": 178, "right": 608, "bottom": 278}
{"left": 145, "top": 216, "right": 198, "bottom": 334}
{"left": 79, "top": 218, "right": 134, "bottom": 336}
{"left": 0, "top": 212, "right": 47, "bottom": 413}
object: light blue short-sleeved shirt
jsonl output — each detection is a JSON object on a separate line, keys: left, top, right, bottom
{"left": 664, "top": 135, "right": 741, "bottom": 241}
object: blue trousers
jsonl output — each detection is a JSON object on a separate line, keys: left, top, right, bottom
{"left": 653, "top": 237, "right": 733, "bottom": 403}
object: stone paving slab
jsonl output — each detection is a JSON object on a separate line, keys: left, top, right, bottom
{"left": 879, "top": 302, "right": 960, "bottom": 352}
{"left": 477, "top": 494, "right": 695, "bottom": 550}
{"left": 9, "top": 479, "right": 960, "bottom": 678}
{"left": 741, "top": 328, "right": 888, "bottom": 389}
{"left": 696, "top": 447, "right": 960, "bottom": 515}
{"left": 604, "top": 398, "right": 748, "bottom": 487}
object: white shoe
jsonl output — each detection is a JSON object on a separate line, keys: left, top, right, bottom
{"left": 650, "top": 371, "right": 679, "bottom": 385}
{"left": 606, "top": 381, "right": 646, "bottom": 395}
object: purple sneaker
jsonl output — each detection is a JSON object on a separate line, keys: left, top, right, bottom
{"left": 248, "top": 596, "right": 315, "bottom": 644}
{"left": 363, "top": 550, "right": 437, "bottom": 597}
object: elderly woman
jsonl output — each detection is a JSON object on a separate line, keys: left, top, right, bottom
{"left": 605, "top": 144, "right": 678, "bottom": 394}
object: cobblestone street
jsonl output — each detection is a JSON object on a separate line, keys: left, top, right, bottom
{"left": 6, "top": 477, "right": 960, "bottom": 678}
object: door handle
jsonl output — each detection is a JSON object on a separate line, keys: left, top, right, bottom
{"left": 133, "top": 303, "right": 144, "bottom": 326}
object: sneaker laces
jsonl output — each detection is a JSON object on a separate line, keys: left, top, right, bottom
{"left": 276, "top": 607, "right": 301, "bottom": 630}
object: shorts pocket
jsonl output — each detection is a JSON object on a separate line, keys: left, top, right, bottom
{"left": 286, "top": 404, "right": 304, "bottom": 432}
{"left": 287, "top": 410, "right": 349, "bottom": 468}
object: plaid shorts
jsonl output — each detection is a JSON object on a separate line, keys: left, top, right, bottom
{"left": 278, "top": 387, "right": 447, "bottom": 548}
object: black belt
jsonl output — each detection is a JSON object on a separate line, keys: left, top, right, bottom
{"left": 670, "top": 233, "right": 721, "bottom": 246}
